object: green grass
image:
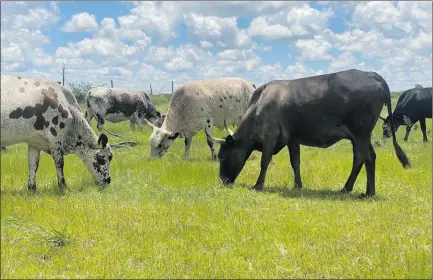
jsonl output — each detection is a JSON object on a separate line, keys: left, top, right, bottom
{"left": 1, "top": 96, "right": 431, "bottom": 279}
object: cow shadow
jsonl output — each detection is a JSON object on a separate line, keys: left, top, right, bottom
{"left": 1, "top": 182, "right": 104, "bottom": 197}
{"left": 232, "top": 183, "right": 383, "bottom": 201}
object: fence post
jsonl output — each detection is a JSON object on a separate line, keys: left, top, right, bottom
{"left": 172, "top": 81, "right": 174, "bottom": 93}
{"left": 150, "top": 84, "right": 153, "bottom": 95}
{"left": 110, "top": 80, "right": 113, "bottom": 88}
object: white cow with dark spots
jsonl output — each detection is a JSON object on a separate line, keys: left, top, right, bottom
{"left": 1, "top": 75, "right": 113, "bottom": 192}
{"left": 85, "top": 87, "right": 163, "bottom": 132}
{"left": 146, "top": 77, "right": 256, "bottom": 160}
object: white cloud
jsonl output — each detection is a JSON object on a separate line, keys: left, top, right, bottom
{"left": 248, "top": 17, "right": 294, "bottom": 40}
{"left": 248, "top": 4, "right": 333, "bottom": 40}
{"left": 284, "top": 62, "right": 324, "bottom": 79}
{"left": 295, "top": 35, "right": 333, "bottom": 61}
{"left": 183, "top": 13, "right": 251, "bottom": 48}
{"left": 200, "top": 40, "right": 213, "bottom": 48}
{"left": 118, "top": 1, "right": 176, "bottom": 41}
{"left": 353, "top": 1, "right": 432, "bottom": 36}
{"left": 55, "top": 38, "right": 142, "bottom": 58}
{"left": 1, "top": 62, "right": 23, "bottom": 72}
{"left": 328, "top": 52, "right": 358, "bottom": 72}
{"left": 260, "top": 63, "right": 282, "bottom": 73}
{"left": 1, "top": 43, "right": 25, "bottom": 62}
{"left": 62, "top": 12, "right": 99, "bottom": 32}
{"left": 1, "top": 3, "right": 59, "bottom": 29}
{"left": 31, "top": 48, "right": 52, "bottom": 66}
{"left": 165, "top": 57, "right": 194, "bottom": 71}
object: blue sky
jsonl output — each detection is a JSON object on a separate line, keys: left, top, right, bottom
{"left": 1, "top": 1, "right": 431, "bottom": 92}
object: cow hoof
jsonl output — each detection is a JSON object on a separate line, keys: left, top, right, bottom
{"left": 293, "top": 184, "right": 303, "bottom": 190}
{"left": 253, "top": 184, "right": 264, "bottom": 191}
{"left": 340, "top": 188, "right": 352, "bottom": 194}
{"left": 28, "top": 184, "right": 36, "bottom": 192}
{"left": 359, "top": 193, "right": 375, "bottom": 199}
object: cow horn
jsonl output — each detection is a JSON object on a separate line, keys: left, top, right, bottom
{"left": 204, "top": 126, "right": 226, "bottom": 144}
{"left": 224, "top": 120, "right": 234, "bottom": 136}
{"left": 144, "top": 118, "right": 159, "bottom": 130}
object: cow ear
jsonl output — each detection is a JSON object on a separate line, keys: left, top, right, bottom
{"left": 98, "top": 134, "right": 109, "bottom": 148}
{"left": 226, "top": 135, "right": 234, "bottom": 145}
{"left": 168, "top": 132, "right": 180, "bottom": 140}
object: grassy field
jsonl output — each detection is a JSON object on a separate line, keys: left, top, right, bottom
{"left": 1, "top": 95, "right": 431, "bottom": 279}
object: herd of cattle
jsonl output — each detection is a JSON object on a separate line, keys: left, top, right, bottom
{"left": 1, "top": 69, "right": 431, "bottom": 197}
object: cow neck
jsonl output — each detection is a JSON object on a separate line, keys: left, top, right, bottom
{"left": 65, "top": 107, "right": 98, "bottom": 154}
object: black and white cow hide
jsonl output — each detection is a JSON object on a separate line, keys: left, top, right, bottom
{"left": 1, "top": 75, "right": 113, "bottom": 192}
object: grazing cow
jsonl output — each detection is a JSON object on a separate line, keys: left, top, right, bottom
{"left": 85, "top": 87, "right": 163, "bottom": 132}
{"left": 145, "top": 77, "right": 256, "bottom": 159}
{"left": 380, "top": 87, "right": 432, "bottom": 142}
{"left": 1, "top": 75, "right": 113, "bottom": 192}
{"left": 206, "top": 69, "right": 411, "bottom": 197}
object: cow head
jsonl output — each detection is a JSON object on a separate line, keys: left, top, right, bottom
{"left": 79, "top": 134, "right": 113, "bottom": 185}
{"left": 379, "top": 115, "right": 401, "bottom": 138}
{"left": 205, "top": 126, "right": 251, "bottom": 185}
{"left": 145, "top": 119, "right": 179, "bottom": 157}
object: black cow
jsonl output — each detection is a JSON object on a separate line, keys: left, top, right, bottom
{"left": 380, "top": 87, "right": 432, "bottom": 142}
{"left": 206, "top": 69, "right": 411, "bottom": 197}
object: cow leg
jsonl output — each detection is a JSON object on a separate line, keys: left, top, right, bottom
{"left": 204, "top": 129, "right": 218, "bottom": 160}
{"left": 253, "top": 139, "right": 276, "bottom": 191}
{"left": 288, "top": 142, "right": 302, "bottom": 189}
{"left": 403, "top": 122, "right": 414, "bottom": 141}
{"left": 184, "top": 137, "right": 193, "bottom": 158}
{"left": 130, "top": 120, "right": 136, "bottom": 132}
{"left": 358, "top": 137, "right": 376, "bottom": 198}
{"left": 51, "top": 148, "right": 66, "bottom": 192}
{"left": 27, "top": 146, "right": 40, "bottom": 192}
{"left": 136, "top": 118, "right": 143, "bottom": 132}
{"left": 419, "top": 118, "right": 428, "bottom": 142}
{"left": 341, "top": 141, "right": 363, "bottom": 194}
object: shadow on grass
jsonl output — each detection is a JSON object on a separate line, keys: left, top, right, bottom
{"left": 1, "top": 181, "right": 104, "bottom": 197}
{"left": 230, "top": 183, "right": 384, "bottom": 201}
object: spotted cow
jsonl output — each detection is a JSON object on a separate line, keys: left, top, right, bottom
{"left": 1, "top": 75, "right": 113, "bottom": 192}
{"left": 85, "top": 87, "right": 163, "bottom": 132}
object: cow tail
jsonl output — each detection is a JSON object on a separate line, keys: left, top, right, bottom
{"left": 380, "top": 74, "right": 411, "bottom": 169}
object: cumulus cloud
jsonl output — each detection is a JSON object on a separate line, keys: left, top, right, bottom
{"left": 62, "top": 12, "right": 99, "bottom": 32}
{"left": 118, "top": 1, "right": 177, "bottom": 41}
{"left": 1, "top": 2, "right": 59, "bottom": 29}
{"left": 183, "top": 13, "right": 251, "bottom": 48}
{"left": 295, "top": 35, "right": 333, "bottom": 61}
{"left": 352, "top": 1, "right": 432, "bottom": 36}
{"left": 248, "top": 4, "right": 333, "bottom": 40}
{"left": 328, "top": 52, "right": 358, "bottom": 72}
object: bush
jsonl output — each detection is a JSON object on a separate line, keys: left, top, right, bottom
{"left": 67, "top": 81, "right": 93, "bottom": 103}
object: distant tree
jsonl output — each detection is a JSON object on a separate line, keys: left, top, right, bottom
{"left": 68, "top": 80, "right": 93, "bottom": 103}
{"left": 415, "top": 84, "right": 423, "bottom": 89}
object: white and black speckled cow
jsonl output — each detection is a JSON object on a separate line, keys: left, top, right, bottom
{"left": 85, "top": 87, "right": 163, "bottom": 132}
{"left": 1, "top": 75, "right": 113, "bottom": 192}
{"left": 146, "top": 77, "right": 256, "bottom": 160}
